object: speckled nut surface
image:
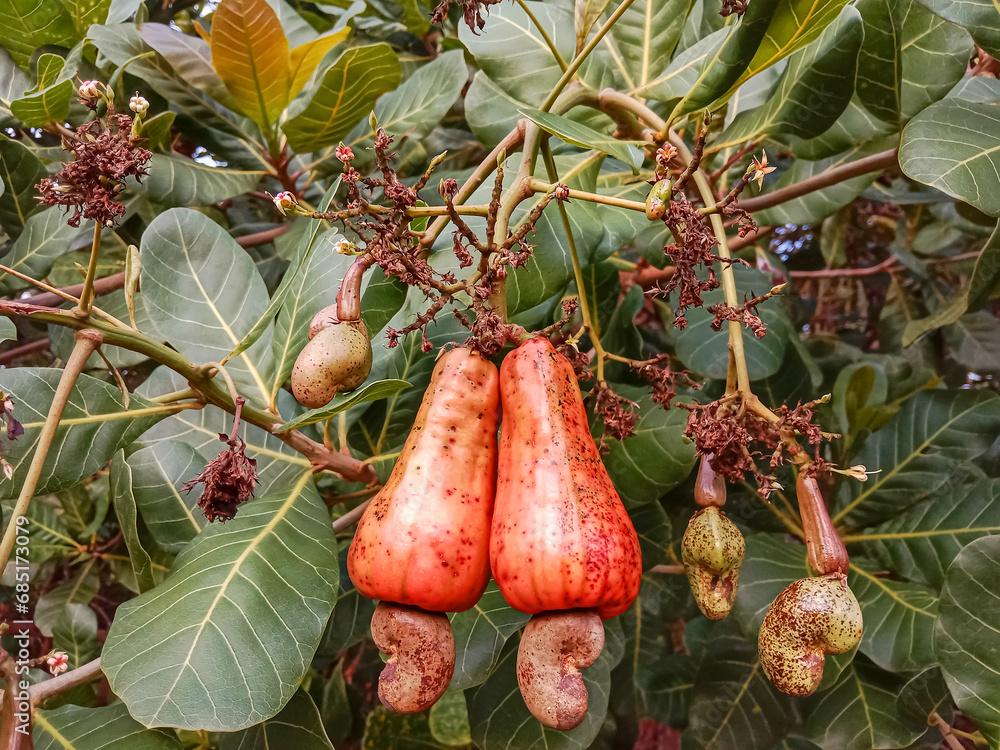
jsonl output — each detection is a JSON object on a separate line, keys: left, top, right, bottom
{"left": 290, "top": 322, "right": 372, "bottom": 408}
{"left": 758, "top": 574, "right": 863, "bottom": 696}
{"left": 682, "top": 506, "right": 745, "bottom": 620}
{"left": 371, "top": 602, "right": 455, "bottom": 713}
{"left": 516, "top": 610, "right": 604, "bottom": 731}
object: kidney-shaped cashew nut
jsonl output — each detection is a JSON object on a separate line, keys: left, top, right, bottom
{"left": 682, "top": 506, "right": 745, "bottom": 620}
{"left": 516, "top": 610, "right": 605, "bottom": 731}
{"left": 370, "top": 602, "right": 455, "bottom": 713}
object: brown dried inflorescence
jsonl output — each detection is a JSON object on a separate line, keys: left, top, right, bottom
{"left": 630, "top": 354, "right": 697, "bottom": 408}
{"left": 36, "top": 112, "right": 151, "bottom": 227}
{"left": 430, "top": 0, "right": 502, "bottom": 33}
{"left": 183, "top": 398, "right": 259, "bottom": 522}
{"left": 591, "top": 381, "right": 639, "bottom": 445}
{"left": 721, "top": 0, "right": 749, "bottom": 16}
{"left": 0, "top": 394, "right": 24, "bottom": 480}
{"left": 681, "top": 397, "right": 834, "bottom": 497}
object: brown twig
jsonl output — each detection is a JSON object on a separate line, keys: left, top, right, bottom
{"left": 0, "top": 338, "right": 51, "bottom": 364}
{"left": 649, "top": 564, "right": 686, "bottom": 575}
{"left": 30, "top": 658, "right": 104, "bottom": 706}
{"left": 235, "top": 224, "right": 292, "bottom": 249}
{"left": 27, "top": 271, "right": 127, "bottom": 307}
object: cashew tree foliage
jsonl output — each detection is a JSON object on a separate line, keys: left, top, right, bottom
{"left": 0, "top": 0, "right": 999, "bottom": 748}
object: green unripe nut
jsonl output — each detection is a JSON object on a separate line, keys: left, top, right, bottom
{"left": 758, "top": 574, "right": 863, "bottom": 696}
{"left": 682, "top": 506, "right": 745, "bottom": 620}
{"left": 291, "top": 321, "right": 372, "bottom": 408}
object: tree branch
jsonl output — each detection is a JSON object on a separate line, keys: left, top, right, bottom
{"left": 30, "top": 658, "right": 104, "bottom": 706}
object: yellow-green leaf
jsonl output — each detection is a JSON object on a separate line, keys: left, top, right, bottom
{"left": 288, "top": 26, "right": 349, "bottom": 101}
{"left": 210, "top": 0, "right": 290, "bottom": 130}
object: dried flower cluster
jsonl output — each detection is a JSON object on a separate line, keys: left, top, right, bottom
{"left": 631, "top": 354, "right": 698, "bottom": 408}
{"left": 36, "top": 95, "right": 151, "bottom": 227}
{"left": 0, "top": 394, "right": 24, "bottom": 481}
{"left": 183, "top": 398, "right": 259, "bottom": 522}
{"left": 591, "top": 381, "right": 639, "bottom": 447}
{"left": 720, "top": 0, "right": 749, "bottom": 15}
{"left": 430, "top": 0, "right": 502, "bottom": 33}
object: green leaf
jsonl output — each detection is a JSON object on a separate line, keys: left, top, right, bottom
{"left": 288, "top": 28, "right": 351, "bottom": 101}
{"left": 139, "top": 208, "right": 275, "bottom": 407}
{"left": 602, "top": 387, "right": 696, "bottom": 509}
{"left": 663, "top": 0, "right": 779, "bottom": 117}
{"left": 34, "top": 703, "right": 181, "bottom": 749}
{"left": 342, "top": 49, "right": 468, "bottom": 155}
{"left": 0, "top": 0, "right": 75, "bottom": 71}
{"left": 0, "top": 208, "right": 86, "bottom": 292}
{"left": 0, "top": 136, "right": 46, "bottom": 238}
{"left": 683, "top": 617, "right": 801, "bottom": 750}
{"left": 140, "top": 23, "right": 235, "bottom": 107}
{"left": 607, "top": 0, "right": 693, "bottom": 93}
{"left": 318, "top": 543, "right": 377, "bottom": 655}
{"left": 0, "top": 368, "right": 167, "bottom": 499}
{"left": 126, "top": 441, "right": 207, "bottom": 553}
{"left": 899, "top": 95, "right": 1000, "bottom": 217}
{"left": 35, "top": 562, "right": 100, "bottom": 636}
{"left": 0, "top": 46, "right": 29, "bottom": 116}
{"left": 935, "top": 535, "right": 1000, "bottom": 748}
{"left": 219, "top": 689, "right": 335, "bottom": 750}
{"left": 275, "top": 379, "right": 412, "bottom": 433}
{"left": 428, "top": 690, "right": 472, "bottom": 747}
{"left": 849, "top": 558, "right": 938, "bottom": 673}
{"left": 716, "top": 6, "right": 863, "bottom": 149}
{"left": 898, "top": 0, "right": 973, "bottom": 122}
{"left": 139, "top": 111, "right": 175, "bottom": 151}
{"left": 674, "top": 266, "right": 793, "bottom": 381}
{"left": 52, "top": 603, "right": 101, "bottom": 670}
{"left": 283, "top": 44, "right": 401, "bottom": 153}
{"left": 266, "top": 229, "right": 355, "bottom": 403}
{"left": 832, "top": 389, "right": 1000, "bottom": 527}
{"left": 853, "top": 478, "right": 1000, "bottom": 590}
{"left": 110, "top": 450, "right": 156, "bottom": 593}
{"left": 467, "top": 634, "right": 611, "bottom": 750}
{"left": 519, "top": 108, "right": 641, "bottom": 173}
{"left": 802, "top": 663, "right": 925, "bottom": 750}
{"left": 362, "top": 707, "right": 443, "bottom": 750}
{"left": 729, "top": 0, "right": 851, "bottom": 93}
{"left": 854, "top": 0, "right": 901, "bottom": 124}
{"left": 360, "top": 266, "right": 407, "bottom": 336}
{"left": 0, "top": 318, "right": 15, "bottom": 344}
{"left": 448, "top": 581, "right": 530, "bottom": 691}
{"left": 637, "top": 27, "right": 730, "bottom": 104}
{"left": 458, "top": 1, "right": 571, "bottom": 108}
{"left": 58, "top": 0, "right": 113, "bottom": 34}
{"left": 915, "top": 0, "right": 1000, "bottom": 57}
{"left": 10, "top": 77, "right": 73, "bottom": 127}
{"left": 102, "top": 472, "right": 338, "bottom": 731}
{"left": 896, "top": 667, "right": 955, "bottom": 729}
{"left": 137, "top": 154, "right": 263, "bottom": 207}
{"left": 210, "top": 0, "right": 291, "bottom": 130}
{"left": 945, "top": 310, "right": 1000, "bottom": 373}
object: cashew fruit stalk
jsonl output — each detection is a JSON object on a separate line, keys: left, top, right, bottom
{"left": 796, "top": 473, "right": 849, "bottom": 575}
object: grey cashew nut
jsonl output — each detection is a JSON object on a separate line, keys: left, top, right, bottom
{"left": 370, "top": 602, "right": 455, "bottom": 713}
{"left": 758, "top": 573, "right": 863, "bottom": 696}
{"left": 516, "top": 610, "right": 604, "bottom": 731}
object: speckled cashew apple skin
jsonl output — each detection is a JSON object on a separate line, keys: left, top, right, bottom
{"left": 490, "top": 337, "right": 642, "bottom": 620}
{"left": 348, "top": 347, "right": 500, "bottom": 612}
{"left": 682, "top": 506, "right": 745, "bottom": 620}
{"left": 758, "top": 573, "right": 863, "bottom": 696}
{"left": 291, "top": 321, "right": 372, "bottom": 408}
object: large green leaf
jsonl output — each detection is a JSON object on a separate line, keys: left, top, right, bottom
{"left": 283, "top": 44, "right": 401, "bottom": 153}
{"left": 899, "top": 95, "right": 1000, "bottom": 217}
{"left": 607, "top": 0, "right": 692, "bottom": 93}
{"left": 716, "top": 6, "right": 863, "bottom": 149}
{"left": 275, "top": 379, "right": 412, "bottom": 434}
{"left": 136, "top": 154, "right": 263, "bottom": 208}
{"left": 802, "top": 663, "right": 926, "bottom": 750}
{"left": 219, "top": 689, "right": 335, "bottom": 750}
{"left": 636, "top": 27, "right": 730, "bottom": 104}
{"left": 945, "top": 310, "right": 1000, "bottom": 372}
{"left": 139, "top": 208, "right": 275, "bottom": 407}
{"left": 140, "top": 23, "right": 234, "bottom": 107}
{"left": 0, "top": 207, "right": 86, "bottom": 292}
{"left": 0, "top": 136, "right": 46, "bottom": 238}
{"left": 0, "top": 368, "right": 167, "bottom": 499}
{"left": 683, "top": 617, "right": 801, "bottom": 750}
{"left": 898, "top": 0, "right": 973, "bottom": 121}
{"left": 318, "top": 544, "right": 376, "bottom": 655}
{"left": 467, "top": 633, "right": 612, "bottom": 750}
{"left": 519, "top": 108, "right": 642, "bottom": 172}
{"left": 341, "top": 49, "right": 468, "bottom": 155}
{"left": 915, "top": 0, "right": 1000, "bottom": 57}
{"left": 853, "top": 478, "right": 1000, "bottom": 589}
{"left": 10, "top": 54, "right": 74, "bottom": 127}
{"left": 362, "top": 707, "right": 442, "bottom": 750}
{"left": 849, "top": 558, "right": 938, "bottom": 673}
{"left": 58, "top": 0, "right": 112, "bottom": 34}
{"left": 602, "top": 387, "right": 696, "bottom": 509}
{"left": 832, "top": 389, "right": 1000, "bottom": 527}
{"left": 126, "top": 441, "right": 207, "bottom": 553}
{"left": 935, "top": 535, "right": 1000, "bottom": 748}
{"left": 110, "top": 450, "right": 156, "bottom": 593}
{"left": 210, "top": 0, "right": 290, "bottom": 130}
{"left": 51, "top": 604, "right": 101, "bottom": 670}
{"left": 34, "top": 703, "right": 181, "bottom": 749}
{"left": 448, "top": 581, "right": 530, "bottom": 691}
{"left": 359, "top": 266, "right": 407, "bottom": 336}
{"left": 853, "top": 0, "right": 900, "bottom": 124}
{"left": 0, "top": 0, "right": 75, "bottom": 70}
{"left": 674, "top": 266, "right": 793, "bottom": 381}
{"left": 102, "top": 472, "right": 338, "bottom": 731}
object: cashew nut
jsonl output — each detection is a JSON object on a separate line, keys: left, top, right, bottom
{"left": 682, "top": 506, "right": 745, "bottom": 620}
{"left": 516, "top": 610, "right": 604, "bottom": 731}
{"left": 290, "top": 322, "right": 372, "bottom": 408}
{"left": 758, "top": 573, "right": 863, "bottom": 696}
{"left": 370, "top": 602, "right": 455, "bottom": 713}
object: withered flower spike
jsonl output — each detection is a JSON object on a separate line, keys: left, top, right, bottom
{"left": 592, "top": 381, "right": 639, "bottom": 446}
{"left": 183, "top": 397, "right": 259, "bottom": 522}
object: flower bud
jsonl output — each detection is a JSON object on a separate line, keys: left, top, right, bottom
{"left": 129, "top": 94, "right": 149, "bottom": 117}
{"left": 79, "top": 80, "right": 101, "bottom": 99}
{"left": 272, "top": 191, "right": 298, "bottom": 215}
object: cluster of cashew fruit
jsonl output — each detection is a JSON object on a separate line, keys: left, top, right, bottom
{"left": 680, "top": 455, "right": 864, "bottom": 696}
{"left": 341, "top": 338, "right": 641, "bottom": 730}
{"left": 291, "top": 256, "right": 373, "bottom": 408}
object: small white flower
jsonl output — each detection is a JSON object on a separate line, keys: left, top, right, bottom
{"left": 747, "top": 151, "right": 777, "bottom": 190}
{"left": 272, "top": 191, "right": 298, "bottom": 215}
{"left": 46, "top": 652, "right": 69, "bottom": 675}
{"left": 78, "top": 80, "right": 101, "bottom": 99}
{"left": 332, "top": 239, "right": 358, "bottom": 255}
{"left": 129, "top": 94, "right": 149, "bottom": 117}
